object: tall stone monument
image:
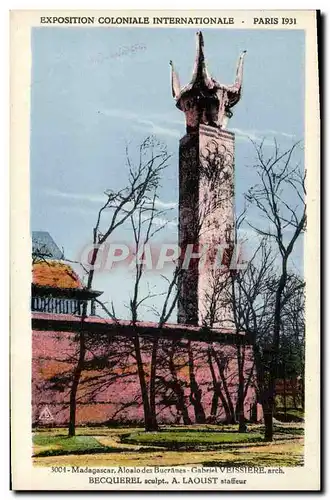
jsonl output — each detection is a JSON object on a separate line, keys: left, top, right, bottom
{"left": 171, "top": 31, "right": 246, "bottom": 326}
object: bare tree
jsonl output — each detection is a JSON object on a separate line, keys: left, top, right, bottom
{"left": 229, "top": 238, "right": 305, "bottom": 437}
{"left": 277, "top": 274, "right": 305, "bottom": 412}
{"left": 129, "top": 185, "right": 182, "bottom": 431}
{"left": 32, "top": 244, "right": 54, "bottom": 264}
{"left": 129, "top": 192, "right": 166, "bottom": 431}
{"left": 67, "top": 136, "right": 170, "bottom": 436}
{"left": 244, "top": 139, "right": 306, "bottom": 441}
{"left": 229, "top": 238, "right": 276, "bottom": 431}
{"left": 149, "top": 266, "right": 183, "bottom": 428}
{"left": 200, "top": 216, "right": 256, "bottom": 430}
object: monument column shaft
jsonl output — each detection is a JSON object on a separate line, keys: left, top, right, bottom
{"left": 178, "top": 134, "right": 200, "bottom": 325}
{"left": 171, "top": 32, "right": 245, "bottom": 326}
{"left": 178, "top": 125, "right": 235, "bottom": 326}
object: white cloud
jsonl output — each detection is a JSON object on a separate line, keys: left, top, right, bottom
{"left": 100, "top": 108, "right": 298, "bottom": 144}
{"left": 154, "top": 199, "right": 177, "bottom": 209}
{"left": 44, "top": 187, "right": 177, "bottom": 216}
{"left": 99, "top": 108, "right": 182, "bottom": 139}
{"left": 264, "top": 129, "right": 297, "bottom": 139}
{"left": 139, "top": 213, "right": 177, "bottom": 228}
{"left": 44, "top": 188, "right": 106, "bottom": 204}
{"left": 231, "top": 128, "right": 273, "bottom": 147}
{"left": 132, "top": 120, "right": 181, "bottom": 139}
{"left": 100, "top": 108, "right": 300, "bottom": 144}
{"left": 231, "top": 127, "right": 298, "bottom": 146}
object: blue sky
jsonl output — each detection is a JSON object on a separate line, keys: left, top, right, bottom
{"left": 30, "top": 27, "right": 305, "bottom": 320}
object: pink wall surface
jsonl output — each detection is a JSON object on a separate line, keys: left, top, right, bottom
{"left": 32, "top": 329, "right": 262, "bottom": 426}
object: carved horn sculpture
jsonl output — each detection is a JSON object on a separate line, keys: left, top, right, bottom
{"left": 170, "top": 60, "right": 181, "bottom": 100}
{"left": 190, "top": 31, "right": 213, "bottom": 88}
{"left": 233, "top": 50, "right": 247, "bottom": 92}
{"left": 170, "top": 31, "right": 246, "bottom": 130}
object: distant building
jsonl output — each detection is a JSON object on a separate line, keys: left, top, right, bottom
{"left": 32, "top": 231, "right": 64, "bottom": 260}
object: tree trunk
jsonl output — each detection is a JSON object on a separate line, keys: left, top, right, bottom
{"left": 237, "top": 344, "right": 247, "bottom": 432}
{"left": 174, "top": 381, "right": 192, "bottom": 425}
{"left": 207, "top": 348, "right": 231, "bottom": 423}
{"left": 301, "top": 377, "right": 305, "bottom": 410}
{"left": 243, "top": 361, "right": 256, "bottom": 402}
{"left": 207, "top": 349, "right": 219, "bottom": 421}
{"left": 251, "top": 401, "right": 258, "bottom": 423}
{"left": 133, "top": 335, "right": 154, "bottom": 431}
{"left": 168, "top": 345, "right": 191, "bottom": 425}
{"left": 212, "top": 348, "right": 236, "bottom": 423}
{"left": 149, "top": 337, "right": 159, "bottom": 430}
{"left": 68, "top": 332, "right": 86, "bottom": 437}
{"left": 266, "top": 265, "right": 288, "bottom": 440}
{"left": 283, "top": 372, "right": 287, "bottom": 418}
{"left": 68, "top": 248, "right": 99, "bottom": 437}
{"left": 210, "top": 392, "right": 219, "bottom": 421}
{"left": 187, "top": 341, "right": 206, "bottom": 424}
{"left": 219, "top": 369, "right": 236, "bottom": 424}
{"left": 263, "top": 400, "right": 274, "bottom": 441}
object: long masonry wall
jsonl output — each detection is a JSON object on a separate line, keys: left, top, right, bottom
{"left": 32, "top": 328, "right": 262, "bottom": 426}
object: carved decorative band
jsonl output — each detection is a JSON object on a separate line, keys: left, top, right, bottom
{"left": 180, "top": 128, "right": 235, "bottom": 143}
{"left": 199, "top": 125, "right": 235, "bottom": 141}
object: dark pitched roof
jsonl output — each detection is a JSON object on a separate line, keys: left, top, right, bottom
{"left": 32, "top": 231, "right": 64, "bottom": 260}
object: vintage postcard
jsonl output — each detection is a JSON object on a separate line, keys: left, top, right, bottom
{"left": 10, "top": 10, "right": 320, "bottom": 491}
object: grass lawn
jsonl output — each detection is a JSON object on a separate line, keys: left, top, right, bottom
{"left": 122, "top": 430, "right": 263, "bottom": 449}
{"left": 33, "top": 434, "right": 115, "bottom": 457}
{"left": 33, "top": 434, "right": 103, "bottom": 449}
{"left": 32, "top": 423, "right": 304, "bottom": 467}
